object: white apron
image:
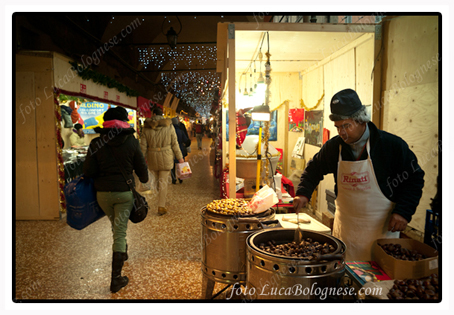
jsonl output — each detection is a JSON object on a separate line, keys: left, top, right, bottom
{"left": 333, "top": 140, "right": 399, "bottom": 261}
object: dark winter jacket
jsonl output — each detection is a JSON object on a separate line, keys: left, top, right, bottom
{"left": 179, "top": 121, "right": 191, "bottom": 146}
{"left": 172, "top": 118, "right": 190, "bottom": 162}
{"left": 83, "top": 127, "right": 148, "bottom": 192}
{"left": 296, "top": 122, "right": 425, "bottom": 222}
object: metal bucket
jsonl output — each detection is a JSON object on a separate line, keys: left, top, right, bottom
{"left": 246, "top": 228, "right": 346, "bottom": 300}
{"left": 201, "top": 207, "right": 277, "bottom": 284}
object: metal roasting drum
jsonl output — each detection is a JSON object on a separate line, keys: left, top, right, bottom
{"left": 201, "top": 206, "right": 279, "bottom": 299}
{"left": 246, "top": 228, "right": 347, "bottom": 300}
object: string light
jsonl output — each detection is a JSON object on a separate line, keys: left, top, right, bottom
{"left": 138, "top": 44, "right": 220, "bottom": 117}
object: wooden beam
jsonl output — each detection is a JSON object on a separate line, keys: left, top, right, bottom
{"left": 139, "top": 68, "right": 217, "bottom": 72}
{"left": 217, "top": 23, "right": 228, "bottom": 73}
{"left": 372, "top": 22, "right": 384, "bottom": 129}
{"left": 117, "top": 41, "right": 217, "bottom": 46}
{"left": 228, "top": 24, "right": 237, "bottom": 199}
{"left": 233, "top": 22, "right": 376, "bottom": 33}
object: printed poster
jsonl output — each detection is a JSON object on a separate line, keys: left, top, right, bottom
{"left": 288, "top": 108, "right": 305, "bottom": 132}
{"left": 304, "top": 110, "right": 323, "bottom": 147}
{"left": 78, "top": 102, "right": 135, "bottom": 134}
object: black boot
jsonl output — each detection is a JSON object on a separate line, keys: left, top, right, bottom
{"left": 123, "top": 244, "right": 128, "bottom": 261}
{"left": 110, "top": 252, "right": 129, "bottom": 293}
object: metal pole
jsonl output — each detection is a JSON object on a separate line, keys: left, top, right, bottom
{"left": 256, "top": 124, "right": 262, "bottom": 192}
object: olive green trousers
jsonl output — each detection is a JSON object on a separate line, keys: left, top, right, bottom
{"left": 97, "top": 191, "right": 133, "bottom": 253}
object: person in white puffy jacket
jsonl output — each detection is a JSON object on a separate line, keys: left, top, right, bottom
{"left": 69, "top": 123, "right": 86, "bottom": 147}
{"left": 140, "top": 107, "right": 183, "bottom": 215}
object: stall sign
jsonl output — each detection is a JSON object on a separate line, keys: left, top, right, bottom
{"left": 104, "top": 91, "right": 108, "bottom": 99}
{"left": 78, "top": 102, "right": 135, "bottom": 134}
{"left": 80, "top": 84, "right": 86, "bottom": 94}
{"left": 116, "top": 95, "right": 120, "bottom": 102}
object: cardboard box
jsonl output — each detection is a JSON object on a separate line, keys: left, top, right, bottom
{"left": 372, "top": 238, "right": 439, "bottom": 280}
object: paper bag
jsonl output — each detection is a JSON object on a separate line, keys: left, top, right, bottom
{"left": 176, "top": 162, "right": 192, "bottom": 179}
{"left": 248, "top": 185, "right": 279, "bottom": 214}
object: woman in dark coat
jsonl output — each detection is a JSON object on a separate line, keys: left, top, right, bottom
{"left": 83, "top": 106, "right": 148, "bottom": 293}
{"left": 171, "top": 117, "right": 190, "bottom": 184}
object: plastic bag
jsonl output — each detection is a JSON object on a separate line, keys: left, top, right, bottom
{"left": 134, "top": 169, "right": 153, "bottom": 192}
{"left": 248, "top": 185, "right": 279, "bottom": 214}
{"left": 176, "top": 162, "right": 192, "bottom": 179}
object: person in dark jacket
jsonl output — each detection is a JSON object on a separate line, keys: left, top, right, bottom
{"left": 171, "top": 117, "right": 190, "bottom": 184}
{"left": 83, "top": 106, "right": 148, "bottom": 293}
{"left": 177, "top": 115, "right": 191, "bottom": 153}
{"left": 195, "top": 121, "right": 204, "bottom": 150}
{"left": 293, "top": 89, "right": 425, "bottom": 261}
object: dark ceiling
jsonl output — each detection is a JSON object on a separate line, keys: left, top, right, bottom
{"left": 14, "top": 13, "right": 265, "bottom": 117}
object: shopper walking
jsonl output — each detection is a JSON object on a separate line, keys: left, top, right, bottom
{"left": 195, "top": 121, "right": 204, "bottom": 150}
{"left": 83, "top": 106, "right": 149, "bottom": 293}
{"left": 141, "top": 107, "right": 184, "bottom": 215}
{"left": 171, "top": 117, "right": 190, "bottom": 184}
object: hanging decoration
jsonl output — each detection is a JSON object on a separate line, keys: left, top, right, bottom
{"left": 300, "top": 92, "right": 325, "bottom": 111}
{"left": 68, "top": 61, "right": 140, "bottom": 97}
{"left": 263, "top": 33, "right": 272, "bottom": 187}
{"left": 272, "top": 99, "right": 290, "bottom": 112}
{"left": 53, "top": 87, "right": 67, "bottom": 213}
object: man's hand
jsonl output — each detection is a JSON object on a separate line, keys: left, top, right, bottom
{"left": 293, "top": 196, "right": 309, "bottom": 214}
{"left": 388, "top": 213, "right": 408, "bottom": 232}
{"left": 178, "top": 159, "right": 184, "bottom": 164}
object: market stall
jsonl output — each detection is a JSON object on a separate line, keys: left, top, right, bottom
{"left": 205, "top": 17, "right": 439, "bottom": 300}
{"left": 215, "top": 17, "right": 438, "bottom": 234}
{"left": 15, "top": 51, "right": 139, "bottom": 220}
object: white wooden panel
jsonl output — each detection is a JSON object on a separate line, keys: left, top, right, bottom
{"left": 268, "top": 72, "right": 301, "bottom": 163}
{"left": 302, "top": 67, "right": 324, "bottom": 111}
{"left": 355, "top": 38, "right": 375, "bottom": 108}
{"left": 382, "top": 82, "right": 438, "bottom": 232}
{"left": 384, "top": 16, "right": 439, "bottom": 90}
{"left": 317, "top": 50, "right": 356, "bottom": 217}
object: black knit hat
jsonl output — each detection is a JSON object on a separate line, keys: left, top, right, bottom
{"left": 74, "top": 123, "right": 83, "bottom": 130}
{"left": 103, "top": 106, "right": 129, "bottom": 122}
{"left": 329, "top": 89, "right": 365, "bottom": 121}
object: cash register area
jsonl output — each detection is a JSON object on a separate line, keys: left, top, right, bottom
{"left": 15, "top": 137, "right": 326, "bottom": 300}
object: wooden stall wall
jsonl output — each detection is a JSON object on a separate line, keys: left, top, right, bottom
{"left": 268, "top": 72, "right": 301, "bottom": 176}
{"left": 300, "top": 34, "right": 375, "bottom": 218}
{"left": 16, "top": 54, "right": 60, "bottom": 220}
{"left": 381, "top": 16, "right": 439, "bottom": 232}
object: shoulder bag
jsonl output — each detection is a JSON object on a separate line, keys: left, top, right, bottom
{"left": 108, "top": 146, "right": 149, "bottom": 223}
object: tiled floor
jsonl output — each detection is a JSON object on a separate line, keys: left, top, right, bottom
{"left": 15, "top": 136, "right": 224, "bottom": 300}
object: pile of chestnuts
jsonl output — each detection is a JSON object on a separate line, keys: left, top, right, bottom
{"left": 379, "top": 243, "right": 427, "bottom": 261}
{"left": 206, "top": 198, "right": 253, "bottom": 215}
{"left": 259, "top": 238, "right": 337, "bottom": 259}
{"left": 387, "top": 274, "right": 439, "bottom": 300}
